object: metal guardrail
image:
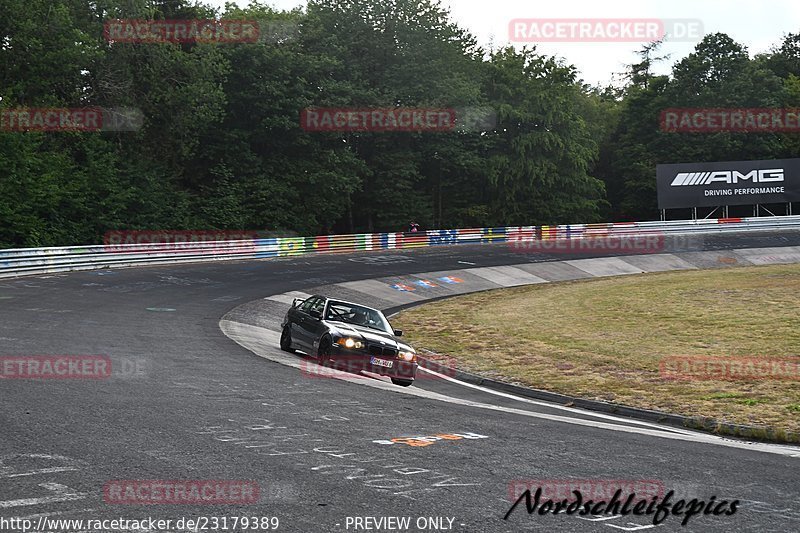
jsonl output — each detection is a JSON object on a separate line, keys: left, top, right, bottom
{"left": 2, "top": 215, "right": 800, "bottom": 279}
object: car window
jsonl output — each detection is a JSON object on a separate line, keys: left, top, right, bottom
{"left": 310, "top": 298, "right": 326, "bottom": 315}
{"left": 298, "top": 297, "right": 316, "bottom": 312}
{"left": 325, "top": 301, "right": 392, "bottom": 333}
{"left": 326, "top": 301, "right": 353, "bottom": 321}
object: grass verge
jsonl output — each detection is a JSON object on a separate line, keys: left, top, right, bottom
{"left": 393, "top": 264, "right": 800, "bottom": 435}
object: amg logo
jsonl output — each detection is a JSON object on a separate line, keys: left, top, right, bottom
{"left": 670, "top": 168, "right": 784, "bottom": 186}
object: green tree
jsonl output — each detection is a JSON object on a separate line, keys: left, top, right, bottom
{"left": 481, "top": 47, "right": 606, "bottom": 225}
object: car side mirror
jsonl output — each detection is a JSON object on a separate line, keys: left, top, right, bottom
{"left": 309, "top": 309, "right": 322, "bottom": 320}
{"left": 292, "top": 298, "right": 303, "bottom": 308}
{"left": 394, "top": 329, "right": 403, "bottom": 337}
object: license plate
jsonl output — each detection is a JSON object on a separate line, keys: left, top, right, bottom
{"left": 370, "top": 357, "right": 393, "bottom": 368}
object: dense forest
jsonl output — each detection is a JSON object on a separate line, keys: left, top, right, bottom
{"left": 2, "top": 0, "right": 800, "bottom": 247}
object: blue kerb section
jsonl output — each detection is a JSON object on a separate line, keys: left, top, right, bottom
{"left": 255, "top": 238, "right": 278, "bottom": 258}
{"left": 429, "top": 230, "right": 458, "bottom": 246}
{"left": 380, "top": 233, "right": 390, "bottom": 249}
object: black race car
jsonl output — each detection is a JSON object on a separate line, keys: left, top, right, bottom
{"left": 280, "top": 295, "right": 418, "bottom": 386}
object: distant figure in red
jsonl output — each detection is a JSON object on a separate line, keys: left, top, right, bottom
{"left": 408, "top": 222, "right": 420, "bottom": 233}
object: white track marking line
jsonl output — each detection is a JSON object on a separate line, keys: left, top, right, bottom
{"left": 0, "top": 483, "right": 86, "bottom": 508}
{"left": 221, "top": 320, "right": 800, "bottom": 458}
{"left": 418, "top": 366, "right": 700, "bottom": 435}
{"left": 605, "top": 524, "right": 657, "bottom": 531}
{"left": 385, "top": 313, "right": 696, "bottom": 434}
{"left": 11, "top": 508, "right": 95, "bottom": 520}
{"left": 3, "top": 467, "right": 78, "bottom": 478}
{"left": 265, "top": 291, "right": 312, "bottom": 305}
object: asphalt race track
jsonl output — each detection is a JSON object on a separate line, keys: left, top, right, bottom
{"left": 2, "top": 231, "right": 800, "bottom": 533}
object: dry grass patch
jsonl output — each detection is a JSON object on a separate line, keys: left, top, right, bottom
{"left": 394, "top": 264, "right": 800, "bottom": 434}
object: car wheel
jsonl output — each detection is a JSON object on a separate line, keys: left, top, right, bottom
{"left": 280, "top": 325, "right": 294, "bottom": 353}
{"left": 317, "top": 335, "right": 332, "bottom": 365}
{"left": 391, "top": 378, "right": 414, "bottom": 387}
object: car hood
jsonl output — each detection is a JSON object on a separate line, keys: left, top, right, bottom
{"left": 326, "top": 322, "right": 414, "bottom": 352}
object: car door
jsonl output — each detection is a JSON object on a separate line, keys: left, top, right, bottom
{"left": 305, "top": 297, "right": 329, "bottom": 350}
{"left": 292, "top": 297, "right": 319, "bottom": 350}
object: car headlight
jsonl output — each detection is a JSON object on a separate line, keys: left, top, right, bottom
{"left": 335, "top": 337, "right": 363, "bottom": 349}
{"left": 399, "top": 351, "right": 417, "bottom": 362}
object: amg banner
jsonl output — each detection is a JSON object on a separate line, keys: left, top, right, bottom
{"left": 656, "top": 158, "right": 800, "bottom": 209}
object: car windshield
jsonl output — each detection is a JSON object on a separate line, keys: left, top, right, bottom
{"left": 325, "top": 301, "right": 392, "bottom": 334}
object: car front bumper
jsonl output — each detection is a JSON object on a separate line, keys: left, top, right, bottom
{"left": 329, "top": 346, "right": 418, "bottom": 380}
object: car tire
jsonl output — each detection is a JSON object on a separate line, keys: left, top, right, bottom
{"left": 280, "top": 325, "right": 294, "bottom": 353}
{"left": 317, "top": 335, "right": 332, "bottom": 365}
{"left": 391, "top": 378, "right": 414, "bottom": 387}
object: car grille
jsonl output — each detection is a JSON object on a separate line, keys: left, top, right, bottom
{"left": 368, "top": 345, "right": 397, "bottom": 357}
